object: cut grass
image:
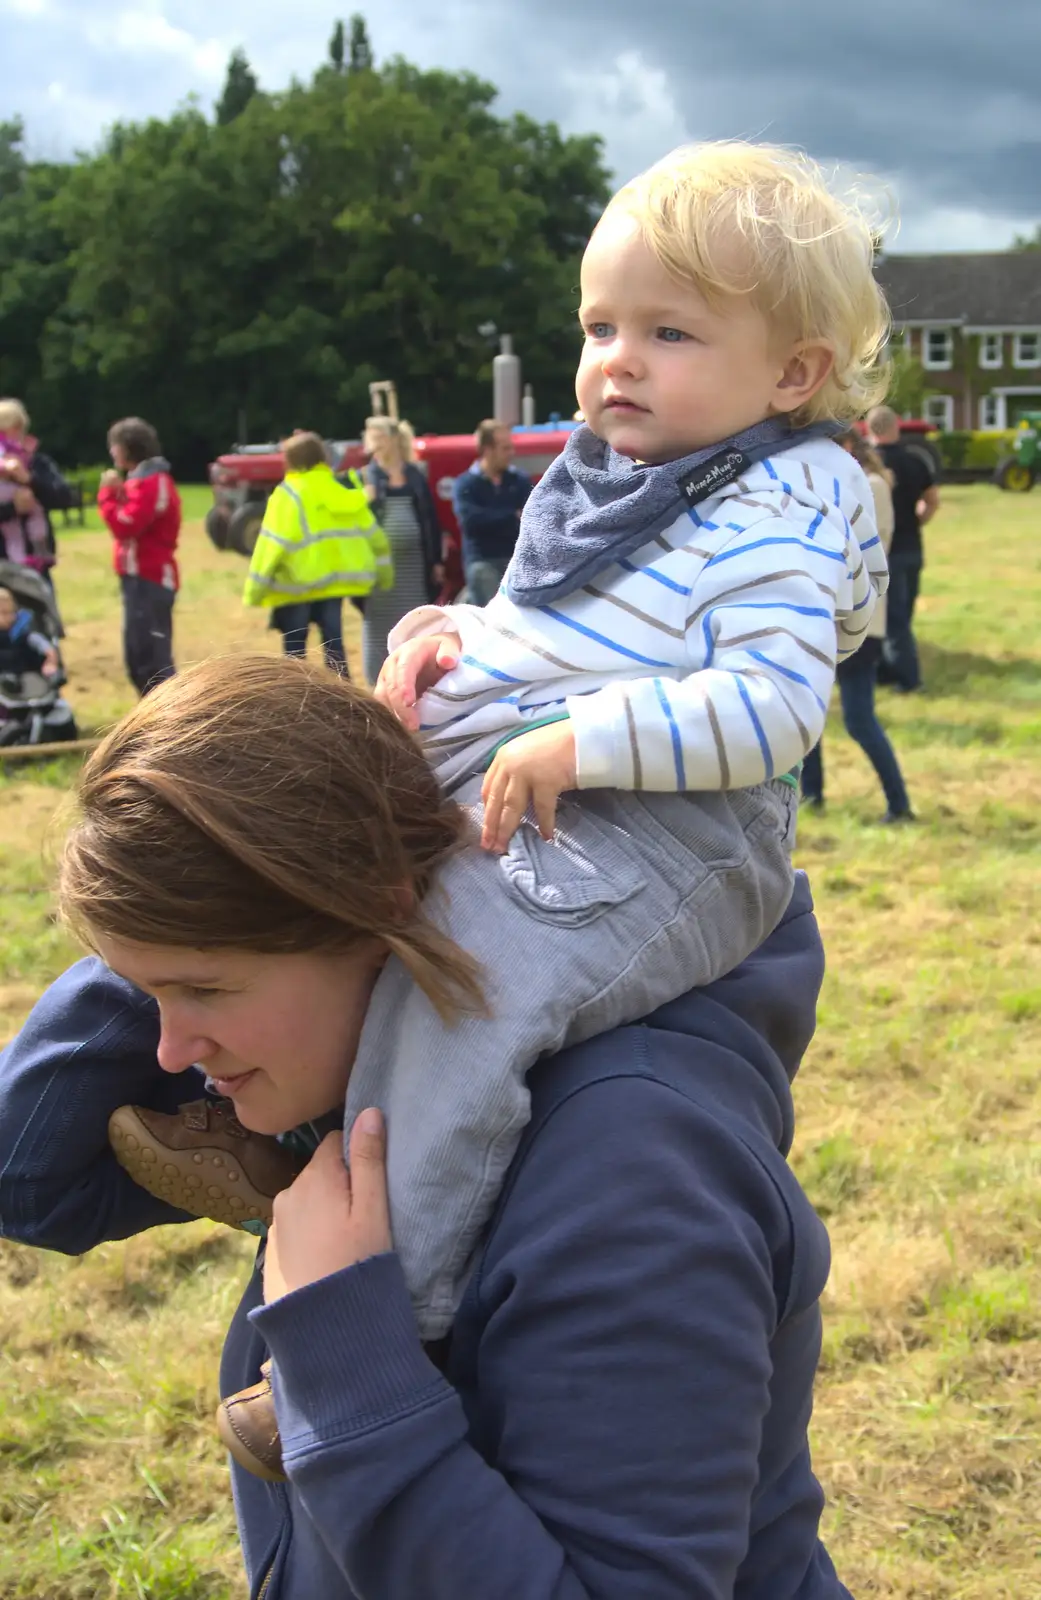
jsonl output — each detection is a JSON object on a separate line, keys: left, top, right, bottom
{"left": 1, "top": 485, "right": 1040, "bottom": 1596}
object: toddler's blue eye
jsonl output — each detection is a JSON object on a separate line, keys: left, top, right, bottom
{"left": 657, "top": 327, "right": 688, "bottom": 343}
{"left": 586, "top": 322, "right": 613, "bottom": 339}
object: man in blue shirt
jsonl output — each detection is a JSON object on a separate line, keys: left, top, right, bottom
{"left": 452, "top": 421, "right": 531, "bottom": 605}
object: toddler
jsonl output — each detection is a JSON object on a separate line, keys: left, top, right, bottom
{"left": 110, "top": 142, "right": 891, "bottom": 1482}
{"left": 0, "top": 417, "right": 51, "bottom": 571}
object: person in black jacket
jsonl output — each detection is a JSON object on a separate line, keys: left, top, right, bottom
{"left": 867, "top": 406, "right": 940, "bottom": 692}
{"left": 360, "top": 417, "right": 443, "bottom": 684}
{"left": 0, "top": 399, "right": 76, "bottom": 589}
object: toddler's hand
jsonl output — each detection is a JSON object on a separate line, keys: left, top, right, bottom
{"left": 480, "top": 720, "right": 577, "bottom": 853}
{"left": 374, "top": 632, "right": 460, "bottom": 732}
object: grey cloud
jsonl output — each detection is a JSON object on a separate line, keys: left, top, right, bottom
{"left": 5, "top": 0, "right": 1040, "bottom": 242}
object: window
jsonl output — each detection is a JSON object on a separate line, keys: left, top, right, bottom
{"left": 924, "top": 394, "right": 954, "bottom": 431}
{"left": 922, "top": 328, "right": 953, "bottom": 370}
{"left": 979, "top": 394, "right": 1003, "bottom": 429}
{"left": 979, "top": 333, "right": 1003, "bottom": 369}
{"left": 1013, "top": 332, "right": 1041, "bottom": 369}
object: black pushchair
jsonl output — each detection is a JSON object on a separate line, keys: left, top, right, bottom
{"left": 0, "top": 561, "right": 78, "bottom": 748}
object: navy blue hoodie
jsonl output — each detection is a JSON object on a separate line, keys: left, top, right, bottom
{"left": 0, "top": 876, "right": 850, "bottom": 1600}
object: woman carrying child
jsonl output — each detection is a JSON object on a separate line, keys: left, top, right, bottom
{"left": 1, "top": 653, "right": 850, "bottom": 1600}
{"left": 0, "top": 397, "right": 76, "bottom": 586}
{"left": 0, "top": 139, "right": 891, "bottom": 1597}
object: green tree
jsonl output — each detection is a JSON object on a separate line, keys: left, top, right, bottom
{"left": 2, "top": 48, "right": 609, "bottom": 471}
{"left": 329, "top": 20, "right": 346, "bottom": 73}
{"left": 1013, "top": 225, "right": 1041, "bottom": 250}
{"left": 348, "top": 14, "right": 374, "bottom": 73}
{"left": 216, "top": 48, "right": 259, "bottom": 126}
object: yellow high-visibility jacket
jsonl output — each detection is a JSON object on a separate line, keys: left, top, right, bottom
{"left": 243, "top": 464, "right": 393, "bottom": 608}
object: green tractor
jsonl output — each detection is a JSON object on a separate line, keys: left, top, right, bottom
{"left": 994, "top": 414, "right": 1040, "bottom": 492}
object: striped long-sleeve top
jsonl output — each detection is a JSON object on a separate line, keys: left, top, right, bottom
{"left": 389, "top": 437, "right": 887, "bottom": 794}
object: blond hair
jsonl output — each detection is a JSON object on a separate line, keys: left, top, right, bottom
{"left": 365, "top": 415, "right": 416, "bottom": 464}
{"left": 282, "top": 431, "right": 327, "bottom": 472}
{"left": 59, "top": 656, "right": 485, "bottom": 1022}
{"left": 603, "top": 141, "right": 891, "bottom": 424}
{"left": 0, "top": 398, "right": 30, "bottom": 434}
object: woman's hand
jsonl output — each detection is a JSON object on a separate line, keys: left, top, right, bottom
{"left": 99, "top": 469, "right": 122, "bottom": 489}
{"left": 375, "top": 633, "right": 460, "bottom": 731}
{"left": 263, "top": 1112, "right": 392, "bottom": 1302}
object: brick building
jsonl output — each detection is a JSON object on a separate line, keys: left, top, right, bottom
{"left": 874, "top": 252, "right": 1041, "bottom": 431}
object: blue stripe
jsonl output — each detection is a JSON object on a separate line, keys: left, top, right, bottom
{"left": 653, "top": 679, "right": 686, "bottom": 789}
{"left": 763, "top": 459, "right": 779, "bottom": 481}
{"left": 706, "top": 535, "right": 847, "bottom": 568}
{"left": 716, "top": 600, "right": 832, "bottom": 619}
{"left": 833, "top": 477, "right": 841, "bottom": 506}
{"left": 688, "top": 505, "right": 703, "bottom": 527}
{"left": 747, "top": 650, "right": 828, "bottom": 714}
{"left": 537, "top": 606, "right": 671, "bottom": 667}
{"left": 859, "top": 534, "right": 881, "bottom": 551}
{"left": 735, "top": 677, "right": 774, "bottom": 779}
{"left": 459, "top": 654, "right": 525, "bottom": 686}
{"left": 852, "top": 590, "right": 873, "bottom": 611}
{"left": 618, "top": 558, "right": 691, "bottom": 596}
{"left": 805, "top": 510, "right": 823, "bottom": 541}
{"left": 701, "top": 611, "right": 715, "bottom": 666}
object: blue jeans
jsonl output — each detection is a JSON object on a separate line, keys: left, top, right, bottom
{"left": 464, "top": 557, "right": 510, "bottom": 607}
{"left": 882, "top": 557, "right": 922, "bottom": 691}
{"left": 802, "top": 639, "right": 911, "bottom": 816}
{"left": 273, "top": 598, "right": 347, "bottom": 673}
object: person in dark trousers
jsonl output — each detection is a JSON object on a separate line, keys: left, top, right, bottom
{"left": 867, "top": 405, "right": 940, "bottom": 692}
{"left": 97, "top": 418, "right": 181, "bottom": 697}
{"left": 452, "top": 420, "right": 531, "bottom": 604}
{"left": 0, "top": 655, "right": 854, "bottom": 1600}
{"left": 801, "top": 430, "right": 914, "bottom": 824}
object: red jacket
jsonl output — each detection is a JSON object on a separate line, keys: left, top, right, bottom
{"left": 97, "top": 458, "right": 181, "bottom": 590}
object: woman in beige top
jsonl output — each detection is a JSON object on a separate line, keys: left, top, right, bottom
{"left": 801, "top": 429, "right": 913, "bottom": 823}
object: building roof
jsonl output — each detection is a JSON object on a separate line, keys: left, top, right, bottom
{"left": 875, "top": 251, "right": 1041, "bottom": 327}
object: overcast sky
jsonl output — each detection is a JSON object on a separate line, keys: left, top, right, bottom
{"left": 5, "top": 0, "right": 1041, "bottom": 251}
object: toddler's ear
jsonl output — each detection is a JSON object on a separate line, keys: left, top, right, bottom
{"left": 772, "top": 342, "right": 834, "bottom": 417}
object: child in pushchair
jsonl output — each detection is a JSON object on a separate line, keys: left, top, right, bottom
{"left": 0, "top": 563, "right": 77, "bottom": 747}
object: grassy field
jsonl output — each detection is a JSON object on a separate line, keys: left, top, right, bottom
{"left": 1, "top": 487, "right": 1040, "bottom": 1597}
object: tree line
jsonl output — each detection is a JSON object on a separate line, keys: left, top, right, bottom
{"left": 0, "top": 18, "right": 611, "bottom": 475}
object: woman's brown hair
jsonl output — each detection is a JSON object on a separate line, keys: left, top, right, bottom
{"left": 59, "top": 656, "right": 485, "bottom": 1020}
{"left": 107, "top": 417, "right": 162, "bottom": 466}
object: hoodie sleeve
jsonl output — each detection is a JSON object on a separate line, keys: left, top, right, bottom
{"left": 243, "top": 484, "right": 297, "bottom": 607}
{"left": 251, "top": 1065, "right": 798, "bottom": 1599}
{"left": 0, "top": 959, "right": 203, "bottom": 1253}
{"left": 569, "top": 483, "right": 886, "bottom": 792}
{"left": 97, "top": 474, "right": 161, "bottom": 542}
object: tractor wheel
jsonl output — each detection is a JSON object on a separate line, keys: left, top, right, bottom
{"left": 227, "top": 502, "right": 264, "bottom": 557}
{"left": 995, "top": 458, "right": 1035, "bottom": 493}
{"left": 205, "top": 506, "right": 231, "bottom": 551}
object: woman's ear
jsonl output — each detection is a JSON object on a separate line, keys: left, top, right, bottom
{"left": 771, "top": 342, "right": 835, "bottom": 417}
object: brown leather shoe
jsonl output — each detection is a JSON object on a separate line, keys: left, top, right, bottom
{"left": 108, "top": 1098, "right": 305, "bottom": 1230}
{"left": 216, "top": 1360, "right": 286, "bottom": 1482}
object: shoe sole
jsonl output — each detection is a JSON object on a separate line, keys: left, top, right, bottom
{"left": 108, "top": 1106, "right": 274, "bottom": 1229}
{"left": 216, "top": 1397, "right": 287, "bottom": 1483}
